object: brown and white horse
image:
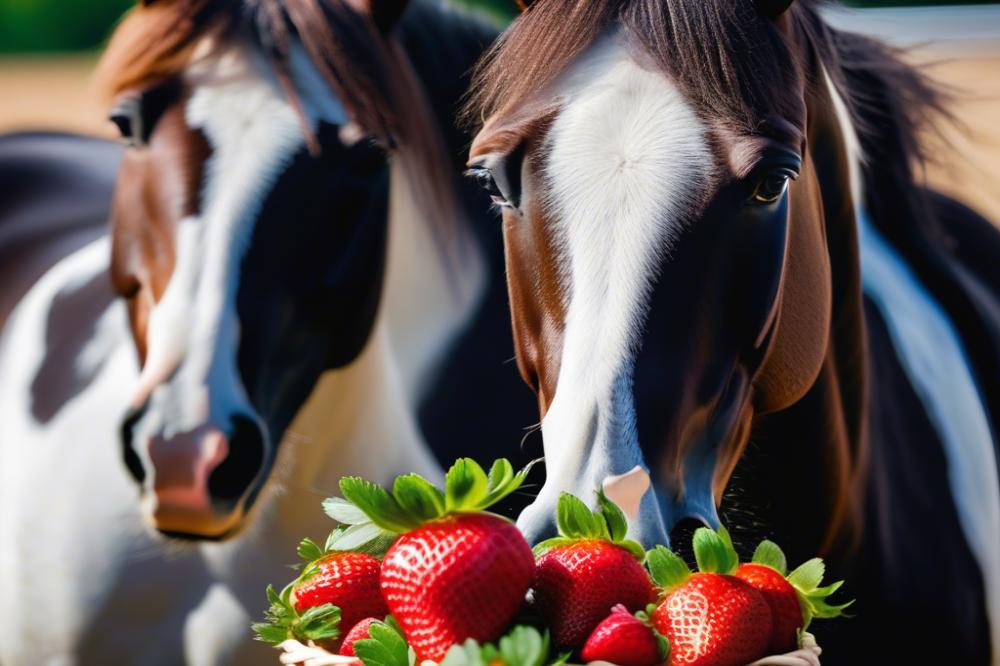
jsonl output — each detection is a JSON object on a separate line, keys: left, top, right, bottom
{"left": 0, "top": 1, "right": 535, "bottom": 663}
{"left": 467, "top": 0, "right": 1000, "bottom": 662}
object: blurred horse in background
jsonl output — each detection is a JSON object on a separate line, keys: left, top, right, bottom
{"left": 466, "top": 0, "right": 1000, "bottom": 662}
{"left": 0, "top": 0, "right": 536, "bottom": 663}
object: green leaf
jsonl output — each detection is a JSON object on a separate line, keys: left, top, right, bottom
{"left": 296, "top": 604, "right": 341, "bottom": 643}
{"left": 618, "top": 539, "right": 647, "bottom": 561}
{"left": 340, "top": 477, "right": 418, "bottom": 533}
{"left": 393, "top": 474, "right": 446, "bottom": 523}
{"left": 354, "top": 619, "right": 410, "bottom": 666}
{"left": 692, "top": 527, "right": 738, "bottom": 574}
{"left": 438, "top": 639, "right": 487, "bottom": 666}
{"left": 252, "top": 621, "right": 290, "bottom": 645}
{"left": 556, "top": 492, "right": 601, "bottom": 539}
{"left": 326, "top": 522, "right": 396, "bottom": 556}
{"left": 445, "top": 458, "right": 489, "bottom": 511}
{"left": 480, "top": 458, "right": 540, "bottom": 509}
{"left": 596, "top": 489, "right": 629, "bottom": 542}
{"left": 532, "top": 536, "right": 576, "bottom": 557}
{"left": 751, "top": 540, "right": 788, "bottom": 575}
{"left": 646, "top": 545, "right": 691, "bottom": 590}
{"left": 498, "top": 626, "right": 548, "bottom": 666}
{"left": 297, "top": 537, "right": 325, "bottom": 563}
{"left": 323, "top": 496, "right": 371, "bottom": 525}
{"left": 487, "top": 458, "right": 515, "bottom": 494}
{"left": 787, "top": 558, "right": 825, "bottom": 592}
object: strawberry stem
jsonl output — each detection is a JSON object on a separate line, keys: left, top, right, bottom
{"left": 646, "top": 545, "right": 692, "bottom": 591}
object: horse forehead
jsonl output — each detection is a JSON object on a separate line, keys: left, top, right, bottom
{"left": 545, "top": 38, "right": 713, "bottom": 254}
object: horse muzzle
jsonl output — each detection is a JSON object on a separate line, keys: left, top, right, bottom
{"left": 122, "top": 411, "right": 268, "bottom": 539}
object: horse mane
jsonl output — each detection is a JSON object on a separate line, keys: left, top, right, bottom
{"left": 96, "top": 0, "right": 485, "bottom": 262}
{"left": 464, "top": 0, "right": 805, "bottom": 138}
{"left": 465, "top": 0, "right": 948, "bottom": 175}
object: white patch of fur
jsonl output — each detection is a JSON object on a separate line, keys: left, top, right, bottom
{"left": 133, "top": 38, "right": 344, "bottom": 441}
{"left": 519, "top": 37, "right": 711, "bottom": 542}
{"left": 825, "top": 68, "right": 1000, "bottom": 652}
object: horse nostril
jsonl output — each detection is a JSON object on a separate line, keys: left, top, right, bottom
{"left": 120, "top": 404, "right": 148, "bottom": 483}
{"left": 669, "top": 516, "right": 712, "bottom": 565}
{"left": 206, "top": 416, "right": 265, "bottom": 505}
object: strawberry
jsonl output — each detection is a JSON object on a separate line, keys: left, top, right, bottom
{"left": 339, "top": 616, "right": 379, "bottom": 657}
{"left": 252, "top": 538, "right": 387, "bottom": 651}
{"left": 581, "top": 604, "right": 670, "bottom": 666}
{"left": 734, "top": 539, "right": 852, "bottom": 654}
{"left": 532, "top": 491, "right": 655, "bottom": 648}
{"left": 647, "top": 528, "right": 771, "bottom": 666}
{"left": 341, "top": 458, "right": 537, "bottom": 662}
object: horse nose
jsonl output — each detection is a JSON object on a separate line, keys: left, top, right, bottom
{"left": 128, "top": 415, "right": 265, "bottom": 538}
{"left": 668, "top": 516, "right": 715, "bottom": 563}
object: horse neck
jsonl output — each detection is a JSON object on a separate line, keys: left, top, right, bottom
{"left": 263, "top": 319, "right": 440, "bottom": 538}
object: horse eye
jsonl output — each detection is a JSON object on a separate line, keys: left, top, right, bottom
{"left": 751, "top": 171, "right": 792, "bottom": 204}
{"left": 467, "top": 166, "right": 509, "bottom": 207}
{"left": 109, "top": 94, "right": 144, "bottom": 147}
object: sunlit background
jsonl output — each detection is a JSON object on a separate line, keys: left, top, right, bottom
{"left": 0, "top": 0, "right": 998, "bottom": 216}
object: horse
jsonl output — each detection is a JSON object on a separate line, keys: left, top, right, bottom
{"left": 0, "top": 1, "right": 539, "bottom": 663}
{"left": 465, "top": 0, "right": 1000, "bottom": 662}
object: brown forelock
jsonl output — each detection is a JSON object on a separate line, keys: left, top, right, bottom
{"left": 465, "top": 0, "right": 805, "bottom": 142}
{"left": 94, "top": 0, "right": 232, "bottom": 105}
{"left": 99, "top": 1, "right": 456, "bottom": 257}
{"left": 110, "top": 91, "right": 211, "bottom": 363}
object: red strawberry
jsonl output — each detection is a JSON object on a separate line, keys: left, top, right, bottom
{"left": 339, "top": 617, "right": 379, "bottom": 657}
{"left": 532, "top": 491, "right": 656, "bottom": 647}
{"left": 734, "top": 540, "right": 852, "bottom": 654}
{"left": 341, "top": 458, "right": 537, "bottom": 662}
{"left": 292, "top": 551, "right": 388, "bottom": 639}
{"left": 581, "top": 604, "right": 670, "bottom": 666}
{"left": 647, "top": 528, "right": 771, "bottom": 666}
{"left": 252, "top": 541, "right": 387, "bottom": 651}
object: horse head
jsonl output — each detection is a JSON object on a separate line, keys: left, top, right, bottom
{"left": 467, "top": 0, "right": 863, "bottom": 548}
{"left": 99, "top": 0, "right": 448, "bottom": 539}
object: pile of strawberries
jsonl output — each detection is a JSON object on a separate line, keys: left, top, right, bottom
{"left": 254, "top": 458, "right": 850, "bottom": 666}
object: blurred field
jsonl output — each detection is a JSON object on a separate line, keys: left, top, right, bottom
{"left": 0, "top": 17, "right": 998, "bottom": 220}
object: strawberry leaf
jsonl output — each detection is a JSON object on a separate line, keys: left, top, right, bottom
{"left": 353, "top": 617, "right": 410, "bottom": 666}
{"left": 297, "top": 537, "right": 325, "bottom": 563}
{"left": 445, "top": 458, "right": 490, "bottom": 511}
{"left": 787, "top": 558, "right": 824, "bottom": 591}
{"left": 532, "top": 536, "right": 576, "bottom": 557}
{"left": 340, "top": 477, "right": 420, "bottom": 533}
{"left": 296, "top": 604, "right": 341, "bottom": 643}
{"left": 325, "top": 522, "right": 396, "bottom": 557}
{"left": 253, "top": 583, "right": 341, "bottom": 646}
{"left": 646, "top": 545, "right": 691, "bottom": 590}
{"left": 692, "top": 526, "right": 738, "bottom": 574}
{"left": 785, "top": 557, "right": 853, "bottom": 630}
{"left": 393, "top": 474, "right": 446, "bottom": 522}
{"left": 438, "top": 626, "right": 561, "bottom": 666}
{"left": 556, "top": 492, "right": 603, "bottom": 539}
{"left": 251, "top": 621, "right": 289, "bottom": 645}
{"left": 596, "top": 489, "right": 629, "bottom": 542}
{"left": 323, "top": 496, "right": 371, "bottom": 525}
{"left": 653, "top": 628, "right": 671, "bottom": 661}
{"left": 751, "top": 539, "right": 788, "bottom": 575}
{"left": 480, "top": 458, "right": 540, "bottom": 509}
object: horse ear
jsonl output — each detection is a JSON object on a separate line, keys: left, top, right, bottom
{"left": 353, "top": 0, "right": 408, "bottom": 34}
{"left": 755, "top": 0, "right": 795, "bottom": 20}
